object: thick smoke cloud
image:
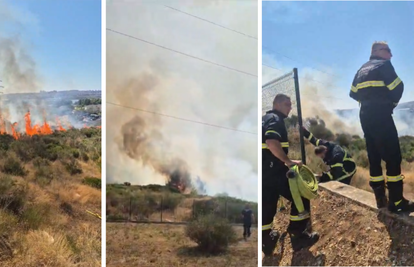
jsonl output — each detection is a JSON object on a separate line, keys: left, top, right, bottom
{"left": 106, "top": 0, "right": 258, "bottom": 201}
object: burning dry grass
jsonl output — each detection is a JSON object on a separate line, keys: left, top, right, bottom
{"left": 106, "top": 223, "right": 258, "bottom": 267}
{"left": 0, "top": 128, "right": 101, "bottom": 266}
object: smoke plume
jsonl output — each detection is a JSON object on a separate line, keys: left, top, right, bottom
{"left": 106, "top": 0, "right": 258, "bottom": 201}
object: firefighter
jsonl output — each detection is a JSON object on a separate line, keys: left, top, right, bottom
{"left": 301, "top": 126, "right": 356, "bottom": 185}
{"left": 262, "top": 93, "right": 319, "bottom": 256}
{"left": 349, "top": 41, "right": 414, "bottom": 212}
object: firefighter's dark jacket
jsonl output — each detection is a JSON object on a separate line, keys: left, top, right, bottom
{"left": 262, "top": 109, "right": 289, "bottom": 171}
{"left": 349, "top": 56, "right": 403, "bottom": 112}
{"left": 303, "top": 128, "right": 355, "bottom": 183}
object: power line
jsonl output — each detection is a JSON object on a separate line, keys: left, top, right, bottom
{"left": 163, "top": 5, "right": 258, "bottom": 40}
{"left": 107, "top": 101, "right": 258, "bottom": 135}
{"left": 107, "top": 28, "right": 257, "bottom": 77}
{"left": 261, "top": 64, "right": 349, "bottom": 101}
{"left": 263, "top": 45, "right": 341, "bottom": 79}
{"left": 262, "top": 63, "right": 340, "bottom": 88}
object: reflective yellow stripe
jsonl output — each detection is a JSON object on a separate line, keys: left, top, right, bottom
{"left": 351, "top": 85, "right": 357, "bottom": 92}
{"left": 307, "top": 133, "right": 313, "bottom": 140}
{"left": 265, "top": 130, "right": 281, "bottom": 137}
{"left": 316, "top": 139, "right": 320, "bottom": 146}
{"left": 262, "top": 223, "right": 272, "bottom": 231}
{"left": 356, "top": 80, "right": 386, "bottom": 90}
{"left": 281, "top": 142, "right": 289, "bottom": 148}
{"left": 327, "top": 172, "right": 333, "bottom": 180}
{"left": 387, "top": 175, "right": 403, "bottom": 182}
{"left": 394, "top": 199, "right": 402, "bottom": 206}
{"left": 262, "top": 142, "right": 289, "bottom": 149}
{"left": 331, "top": 163, "right": 343, "bottom": 168}
{"left": 290, "top": 213, "right": 310, "bottom": 221}
{"left": 336, "top": 168, "right": 357, "bottom": 182}
{"left": 370, "top": 176, "right": 384, "bottom": 182}
{"left": 387, "top": 77, "right": 402, "bottom": 90}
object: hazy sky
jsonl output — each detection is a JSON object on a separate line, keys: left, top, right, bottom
{"left": 263, "top": 1, "right": 414, "bottom": 110}
{"left": 0, "top": 0, "right": 101, "bottom": 92}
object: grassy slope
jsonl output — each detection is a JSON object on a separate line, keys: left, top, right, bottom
{"left": 0, "top": 129, "right": 101, "bottom": 267}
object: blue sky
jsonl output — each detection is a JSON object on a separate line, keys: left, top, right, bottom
{"left": 0, "top": 0, "right": 101, "bottom": 92}
{"left": 262, "top": 1, "right": 414, "bottom": 110}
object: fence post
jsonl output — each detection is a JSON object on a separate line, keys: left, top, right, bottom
{"left": 225, "top": 201, "right": 228, "bottom": 220}
{"left": 129, "top": 196, "right": 132, "bottom": 221}
{"left": 293, "top": 68, "right": 306, "bottom": 165}
{"left": 192, "top": 200, "right": 195, "bottom": 219}
{"left": 160, "top": 195, "right": 163, "bottom": 222}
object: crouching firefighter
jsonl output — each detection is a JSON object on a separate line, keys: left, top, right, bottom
{"left": 262, "top": 93, "right": 319, "bottom": 256}
{"left": 302, "top": 127, "right": 357, "bottom": 185}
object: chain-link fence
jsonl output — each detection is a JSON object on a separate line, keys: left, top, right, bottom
{"left": 106, "top": 190, "right": 258, "bottom": 225}
{"left": 262, "top": 68, "right": 306, "bottom": 163}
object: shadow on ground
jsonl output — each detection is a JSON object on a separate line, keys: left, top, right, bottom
{"left": 377, "top": 209, "right": 414, "bottom": 266}
{"left": 262, "top": 232, "right": 326, "bottom": 266}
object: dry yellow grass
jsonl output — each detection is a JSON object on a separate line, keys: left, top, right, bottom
{"left": 0, "top": 161, "right": 101, "bottom": 266}
{"left": 106, "top": 223, "right": 258, "bottom": 267}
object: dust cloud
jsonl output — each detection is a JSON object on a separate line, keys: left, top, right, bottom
{"left": 106, "top": 0, "right": 258, "bottom": 201}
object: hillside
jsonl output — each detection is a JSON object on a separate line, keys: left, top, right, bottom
{"left": 263, "top": 190, "right": 414, "bottom": 266}
{"left": 106, "top": 184, "right": 258, "bottom": 224}
{"left": 0, "top": 128, "right": 101, "bottom": 267}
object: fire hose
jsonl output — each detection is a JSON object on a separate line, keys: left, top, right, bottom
{"left": 286, "top": 164, "right": 319, "bottom": 214}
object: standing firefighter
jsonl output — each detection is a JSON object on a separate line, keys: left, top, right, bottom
{"left": 262, "top": 93, "right": 319, "bottom": 256}
{"left": 302, "top": 127, "right": 356, "bottom": 185}
{"left": 241, "top": 204, "right": 254, "bottom": 240}
{"left": 349, "top": 41, "right": 414, "bottom": 212}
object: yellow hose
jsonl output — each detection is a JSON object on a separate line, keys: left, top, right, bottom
{"left": 287, "top": 164, "right": 319, "bottom": 214}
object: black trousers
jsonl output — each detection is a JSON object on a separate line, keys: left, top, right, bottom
{"left": 243, "top": 223, "right": 251, "bottom": 237}
{"left": 360, "top": 107, "right": 403, "bottom": 202}
{"left": 262, "top": 159, "right": 310, "bottom": 234}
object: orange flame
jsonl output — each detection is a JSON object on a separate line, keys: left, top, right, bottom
{"left": 0, "top": 110, "right": 100, "bottom": 140}
{"left": 11, "top": 122, "right": 19, "bottom": 140}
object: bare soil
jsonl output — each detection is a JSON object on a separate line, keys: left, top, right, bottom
{"left": 263, "top": 190, "right": 414, "bottom": 266}
{"left": 106, "top": 223, "right": 258, "bottom": 267}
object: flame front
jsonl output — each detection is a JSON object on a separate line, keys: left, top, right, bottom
{"left": 0, "top": 110, "right": 99, "bottom": 139}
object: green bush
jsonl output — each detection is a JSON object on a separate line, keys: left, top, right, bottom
{"left": 82, "top": 177, "right": 101, "bottom": 189}
{"left": 185, "top": 214, "right": 237, "bottom": 253}
{"left": 20, "top": 203, "right": 51, "bottom": 230}
{"left": 192, "top": 199, "right": 219, "bottom": 219}
{"left": 0, "top": 181, "right": 27, "bottom": 215}
{"left": 2, "top": 156, "right": 26, "bottom": 176}
{"left": 160, "top": 192, "right": 183, "bottom": 211}
{"left": 64, "top": 159, "right": 83, "bottom": 175}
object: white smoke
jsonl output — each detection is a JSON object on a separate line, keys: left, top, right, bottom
{"left": 106, "top": 0, "right": 258, "bottom": 201}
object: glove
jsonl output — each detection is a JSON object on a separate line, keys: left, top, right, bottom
{"left": 301, "top": 126, "right": 311, "bottom": 139}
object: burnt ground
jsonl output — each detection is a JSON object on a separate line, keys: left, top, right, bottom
{"left": 263, "top": 190, "right": 414, "bottom": 266}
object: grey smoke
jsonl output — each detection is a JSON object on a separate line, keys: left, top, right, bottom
{"left": 106, "top": 0, "right": 258, "bottom": 201}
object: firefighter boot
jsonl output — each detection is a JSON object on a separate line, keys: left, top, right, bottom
{"left": 262, "top": 229, "right": 279, "bottom": 257}
{"left": 370, "top": 182, "right": 388, "bottom": 209}
{"left": 387, "top": 181, "right": 414, "bottom": 213}
{"left": 288, "top": 230, "right": 320, "bottom": 252}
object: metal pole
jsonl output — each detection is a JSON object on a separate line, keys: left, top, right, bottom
{"left": 293, "top": 68, "right": 306, "bottom": 165}
{"left": 160, "top": 195, "right": 163, "bottom": 222}
{"left": 129, "top": 196, "right": 132, "bottom": 221}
